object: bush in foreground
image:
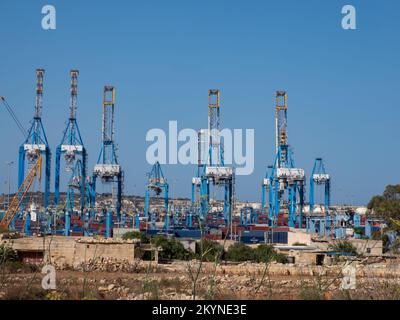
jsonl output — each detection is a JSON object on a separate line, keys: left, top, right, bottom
{"left": 225, "top": 243, "right": 255, "bottom": 262}
{"left": 0, "top": 244, "right": 18, "bottom": 265}
{"left": 151, "top": 236, "right": 193, "bottom": 261}
{"left": 195, "top": 239, "right": 224, "bottom": 262}
{"left": 226, "top": 243, "right": 287, "bottom": 263}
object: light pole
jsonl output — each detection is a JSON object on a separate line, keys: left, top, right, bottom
{"left": 5, "top": 161, "right": 14, "bottom": 210}
{"left": 171, "top": 179, "right": 178, "bottom": 207}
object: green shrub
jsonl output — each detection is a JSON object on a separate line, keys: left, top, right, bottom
{"left": 225, "top": 243, "right": 255, "bottom": 262}
{"left": 0, "top": 244, "right": 18, "bottom": 265}
{"left": 254, "top": 244, "right": 287, "bottom": 263}
{"left": 353, "top": 227, "right": 365, "bottom": 236}
{"left": 254, "top": 244, "right": 277, "bottom": 263}
{"left": 151, "top": 236, "right": 193, "bottom": 261}
{"left": 329, "top": 240, "right": 357, "bottom": 255}
{"left": 195, "top": 239, "right": 224, "bottom": 262}
{"left": 273, "top": 252, "right": 288, "bottom": 264}
{"left": 224, "top": 243, "right": 287, "bottom": 264}
{"left": 122, "top": 231, "right": 150, "bottom": 243}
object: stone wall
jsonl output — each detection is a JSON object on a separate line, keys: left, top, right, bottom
{"left": 349, "top": 239, "right": 383, "bottom": 256}
{"left": 1, "top": 236, "right": 137, "bottom": 268}
{"left": 73, "top": 240, "right": 135, "bottom": 267}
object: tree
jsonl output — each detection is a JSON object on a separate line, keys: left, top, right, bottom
{"left": 151, "top": 236, "right": 193, "bottom": 261}
{"left": 368, "top": 184, "right": 400, "bottom": 231}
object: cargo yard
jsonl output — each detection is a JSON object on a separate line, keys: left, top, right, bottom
{"left": 0, "top": 71, "right": 385, "bottom": 241}
{"left": 0, "top": 67, "right": 398, "bottom": 301}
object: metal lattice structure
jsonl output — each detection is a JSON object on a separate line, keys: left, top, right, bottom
{"left": 54, "top": 70, "right": 88, "bottom": 213}
{"left": 309, "top": 158, "right": 331, "bottom": 213}
{"left": 144, "top": 161, "right": 169, "bottom": 230}
{"left": 198, "top": 89, "right": 234, "bottom": 224}
{"left": 92, "top": 86, "right": 123, "bottom": 216}
{"left": 65, "top": 159, "right": 85, "bottom": 212}
{"left": 18, "top": 69, "right": 51, "bottom": 209}
{"left": 191, "top": 129, "right": 206, "bottom": 220}
{"left": 263, "top": 91, "right": 305, "bottom": 228}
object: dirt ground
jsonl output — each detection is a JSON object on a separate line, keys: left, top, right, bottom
{"left": 1, "top": 260, "right": 400, "bottom": 300}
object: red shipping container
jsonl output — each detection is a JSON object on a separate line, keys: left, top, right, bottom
{"left": 273, "top": 227, "right": 289, "bottom": 232}
{"left": 205, "top": 234, "right": 222, "bottom": 240}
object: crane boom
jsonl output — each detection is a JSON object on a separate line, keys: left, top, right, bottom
{"left": 0, "top": 155, "right": 42, "bottom": 228}
{"left": 0, "top": 96, "right": 27, "bottom": 137}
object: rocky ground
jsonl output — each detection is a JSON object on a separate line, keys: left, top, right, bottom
{"left": 1, "top": 260, "right": 400, "bottom": 300}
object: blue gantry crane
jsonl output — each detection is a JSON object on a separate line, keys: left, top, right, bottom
{"left": 191, "top": 129, "right": 207, "bottom": 219}
{"left": 18, "top": 69, "right": 51, "bottom": 209}
{"left": 144, "top": 161, "right": 169, "bottom": 229}
{"left": 309, "top": 158, "right": 331, "bottom": 213}
{"left": 240, "top": 206, "right": 258, "bottom": 225}
{"left": 65, "top": 159, "right": 85, "bottom": 212}
{"left": 199, "top": 90, "right": 234, "bottom": 224}
{"left": 54, "top": 70, "right": 87, "bottom": 213}
{"left": 92, "top": 86, "right": 124, "bottom": 217}
{"left": 264, "top": 91, "right": 305, "bottom": 228}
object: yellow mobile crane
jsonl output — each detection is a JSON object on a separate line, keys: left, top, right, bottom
{"left": 0, "top": 155, "right": 42, "bottom": 229}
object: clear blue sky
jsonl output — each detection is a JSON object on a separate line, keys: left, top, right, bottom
{"left": 0, "top": 0, "right": 399, "bottom": 205}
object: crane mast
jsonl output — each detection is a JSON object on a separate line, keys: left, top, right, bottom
{"left": 54, "top": 70, "right": 87, "bottom": 213}
{"left": 198, "top": 89, "right": 234, "bottom": 225}
{"left": 92, "top": 86, "right": 123, "bottom": 217}
{"left": 18, "top": 69, "right": 51, "bottom": 209}
{"left": 263, "top": 91, "right": 305, "bottom": 228}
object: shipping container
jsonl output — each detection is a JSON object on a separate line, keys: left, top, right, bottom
{"left": 265, "top": 231, "right": 288, "bottom": 244}
{"left": 240, "top": 230, "right": 265, "bottom": 238}
{"left": 274, "top": 227, "right": 290, "bottom": 232}
{"left": 248, "top": 225, "right": 269, "bottom": 231}
{"left": 240, "top": 236, "right": 264, "bottom": 244}
{"left": 175, "top": 229, "right": 201, "bottom": 238}
{"left": 205, "top": 234, "right": 222, "bottom": 240}
{"left": 239, "top": 230, "right": 288, "bottom": 244}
